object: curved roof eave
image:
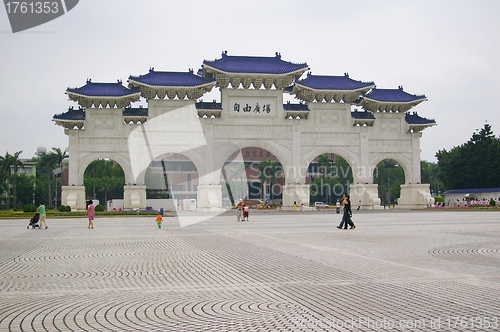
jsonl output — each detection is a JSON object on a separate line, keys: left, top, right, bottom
{"left": 128, "top": 79, "right": 216, "bottom": 90}
{"left": 67, "top": 91, "right": 141, "bottom": 100}
{"left": 362, "top": 97, "right": 427, "bottom": 105}
{"left": 202, "top": 63, "right": 308, "bottom": 77}
{"left": 294, "top": 82, "right": 375, "bottom": 93}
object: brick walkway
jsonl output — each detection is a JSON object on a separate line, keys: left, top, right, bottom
{"left": 1, "top": 210, "right": 499, "bottom": 331}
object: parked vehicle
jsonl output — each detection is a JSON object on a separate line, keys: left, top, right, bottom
{"left": 314, "top": 202, "right": 329, "bottom": 208}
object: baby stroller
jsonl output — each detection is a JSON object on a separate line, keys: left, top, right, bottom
{"left": 28, "top": 213, "right": 40, "bottom": 229}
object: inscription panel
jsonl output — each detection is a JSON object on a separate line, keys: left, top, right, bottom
{"left": 228, "top": 97, "right": 277, "bottom": 118}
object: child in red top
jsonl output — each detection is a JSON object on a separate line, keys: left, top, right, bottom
{"left": 243, "top": 204, "right": 249, "bottom": 221}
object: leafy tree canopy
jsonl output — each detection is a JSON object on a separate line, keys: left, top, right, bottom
{"left": 436, "top": 123, "right": 500, "bottom": 189}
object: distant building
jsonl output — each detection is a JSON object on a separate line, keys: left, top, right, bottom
{"left": 10, "top": 159, "right": 37, "bottom": 177}
{"left": 443, "top": 188, "right": 500, "bottom": 206}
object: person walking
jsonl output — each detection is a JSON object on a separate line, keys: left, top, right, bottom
{"left": 357, "top": 200, "right": 361, "bottom": 211}
{"left": 293, "top": 201, "right": 298, "bottom": 214}
{"left": 36, "top": 202, "right": 48, "bottom": 229}
{"left": 156, "top": 211, "right": 162, "bottom": 228}
{"left": 85, "top": 200, "right": 95, "bottom": 229}
{"left": 301, "top": 203, "right": 305, "bottom": 214}
{"left": 337, "top": 194, "right": 355, "bottom": 229}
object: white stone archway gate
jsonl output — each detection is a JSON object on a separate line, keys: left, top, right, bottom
{"left": 56, "top": 53, "right": 435, "bottom": 210}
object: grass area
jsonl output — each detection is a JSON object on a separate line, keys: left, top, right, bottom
{"left": 0, "top": 210, "right": 167, "bottom": 218}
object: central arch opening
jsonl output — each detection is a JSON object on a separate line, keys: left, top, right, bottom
{"left": 83, "top": 159, "right": 125, "bottom": 208}
{"left": 373, "top": 159, "right": 405, "bottom": 205}
{"left": 306, "top": 153, "right": 353, "bottom": 206}
{"left": 145, "top": 153, "right": 199, "bottom": 201}
{"left": 221, "top": 147, "right": 284, "bottom": 207}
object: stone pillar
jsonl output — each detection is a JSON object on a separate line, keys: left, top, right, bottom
{"left": 195, "top": 121, "right": 223, "bottom": 211}
{"left": 349, "top": 184, "right": 381, "bottom": 210}
{"left": 61, "top": 186, "right": 86, "bottom": 211}
{"left": 282, "top": 184, "right": 310, "bottom": 209}
{"left": 348, "top": 130, "right": 381, "bottom": 209}
{"left": 62, "top": 128, "right": 86, "bottom": 211}
{"left": 67, "top": 129, "right": 80, "bottom": 185}
{"left": 197, "top": 184, "right": 223, "bottom": 212}
{"left": 398, "top": 183, "right": 434, "bottom": 209}
{"left": 282, "top": 120, "right": 310, "bottom": 208}
{"left": 410, "top": 132, "right": 422, "bottom": 184}
{"left": 396, "top": 132, "right": 433, "bottom": 209}
{"left": 124, "top": 185, "right": 147, "bottom": 210}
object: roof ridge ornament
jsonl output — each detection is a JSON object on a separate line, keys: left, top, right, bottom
{"left": 188, "top": 68, "right": 193, "bottom": 74}
{"left": 344, "top": 72, "right": 349, "bottom": 77}
{"left": 117, "top": 79, "right": 122, "bottom": 84}
{"left": 221, "top": 50, "right": 228, "bottom": 58}
{"left": 149, "top": 67, "right": 154, "bottom": 73}
{"left": 275, "top": 52, "right": 281, "bottom": 59}
{"left": 398, "top": 85, "right": 403, "bottom": 90}
{"left": 86, "top": 79, "right": 91, "bottom": 84}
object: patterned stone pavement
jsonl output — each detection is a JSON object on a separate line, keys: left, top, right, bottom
{"left": 1, "top": 210, "right": 499, "bottom": 331}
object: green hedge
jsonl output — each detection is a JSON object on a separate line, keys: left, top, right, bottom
{"left": 23, "top": 204, "right": 37, "bottom": 213}
{"left": 94, "top": 204, "right": 105, "bottom": 212}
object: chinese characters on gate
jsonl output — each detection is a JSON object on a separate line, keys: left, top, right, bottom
{"left": 233, "top": 103, "right": 271, "bottom": 114}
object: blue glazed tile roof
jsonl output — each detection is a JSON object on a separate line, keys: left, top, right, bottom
{"left": 66, "top": 80, "right": 140, "bottom": 97}
{"left": 296, "top": 73, "right": 375, "bottom": 91}
{"left": 351, "top": 110, "right": 375, "bottom": 120}
{"left": 123, "top": 107, "right": 149, "bottom": 117}
{"left": 203, "top": 51, "right": 308, "bottom": 75}
{"left": 364, "top": 87, "right": 426, "bottom": 103}
{"left": 53, "top": 107, "right": 85, "bottom": 120}
{"left": 444, "top": 188, "right": 500, "bottom": 194}
{"left": 129, "top": 69, "right": 216, "bottom": 87}
{"left": 405, "top": 112, "right": 436, "bottom": 125}
{"left": 195, "top": 101, "right": 222, "bottom": 110}
{"left": 283, "top": 103, "right": 310, "bottom": 111}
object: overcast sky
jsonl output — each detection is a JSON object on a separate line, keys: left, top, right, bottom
{"left": 1, "top": 0, "right": 499, "bottom": 163}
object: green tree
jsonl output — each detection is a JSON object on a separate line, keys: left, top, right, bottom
{"left": 37, "top": 152, "right": 58, "bottom": 208}
{"left": 221, "top": 161, "right": 247, "bottom": 205}
{"left": 374, "top": 159, "right": 404, "bottom": 204}
{"left": 436, "top": 124, "right": 500, "bottom": 189}
{"left": 84, "top": 160, "right": 125, "bottom": 204}
{"left": 317, "top": 154, "right": 334, "bottom": 204}
{"left": 15, "top": 174, "right": 35, "bottom": 207}
{"left": 0, "top": 151, "right": 23, "bottom": 209}
{"left": 421, "top": 161, "right": 444, "bottom": 195}
{"left": 52, "top": 147, "right": 68, "bottom": 207}
{"left": 258, "top": 159, "right": 281, "bottom": 203}
{"left": 332, "top": 156, "right": 353, "bottom": 201}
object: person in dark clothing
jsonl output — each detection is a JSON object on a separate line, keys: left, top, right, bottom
{"left": 337, "top": 194, "right": 355, "bottom": 229}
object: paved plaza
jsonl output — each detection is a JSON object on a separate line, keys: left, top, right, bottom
{"left": 0, "top": 210, "right": 499, "bottom": 331}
